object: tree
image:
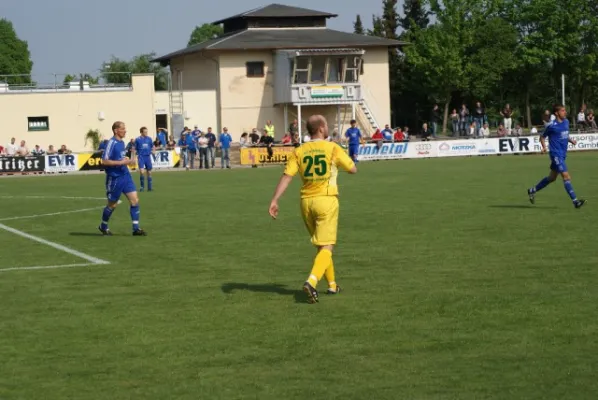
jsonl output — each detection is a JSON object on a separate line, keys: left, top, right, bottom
{"left": 0, "top": 18, "right": 33, "bottom": 84}
{"left": 353, "top": 15, "right": 365, "bottom": 35}
{"left": 400, "top": 0, "right": 430, "bottom": 33}
{"left": 188, "top": 23, "right": 224, "bottom": 47}
{"left": 63, "top": 73, "right": 99, "bottom": 85}
{"left": 368, "top": 15, "right": 385, "bottom": 37}
{"left": 101, "top": 53, "right": 168, "bottom": 91}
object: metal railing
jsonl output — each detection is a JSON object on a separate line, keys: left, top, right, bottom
{"left": 0, "top": 73, "right": 133, "bottom": 93}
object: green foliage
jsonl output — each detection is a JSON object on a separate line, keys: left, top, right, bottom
{"left": 353, "top": 15, "right": 365, "bottom": 35}
{"left": 399, "top": 0, "right": 430, "bottom": 31}
{"left": 0, "top": 18, "right": 33, "bottom": 84}
{"left": 368, "top": 15, "right": 385, "bottom": 37}
{"left": 187, "top": 23, "right": 224, "bottom": 47}
{"left": 63, "top": 74, "right": 99, "bottom": 85}
{"left": 84, "top": 129, "right": 102, "bottom": 150}
{"left": 101, "top": 53, "right": 168, "bottom": 91}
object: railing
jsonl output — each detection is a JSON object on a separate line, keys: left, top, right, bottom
{"left": 0, "top": 73, "right": 133, "bottom": 93}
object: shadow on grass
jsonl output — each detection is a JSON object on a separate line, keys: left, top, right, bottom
{"left": 221, "top": 283, "right": 307, "bottom": 304}
{"left": 488, "top": 205, "right": 558, "bottom": 209}
{"left": 69, "top": 232, "right": 123, "bottom": 237}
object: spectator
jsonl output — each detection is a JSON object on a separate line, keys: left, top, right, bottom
{"left": 264, "top": 120, "right": 275, "bottom": 138}
{"left": 289, "top": 119, "right": 298, "bottom": 137}
{"left": 260, "top": 130, "right": 274, "bottom": 160}
{"left": 393, "top": 128, "right": 405, "bottom": 142}
{"left": 421, "top": 123, "right": 433, "bottom": 141}
{"left": 249, "top": 129, "right": 260, "bottom": 145}
{"left": 473, "top": 101, "right": 486, "bottom": 136}
{"left": 303, "top": 131, "right": 311, "bottom": 143}
{"left": 47, "top": 145, "right": 56, "bottom": 155}
{"left": 125, "top": 139, "right": 134, "bottom": 158}
{"left": 186, "top": 130, "right": 197, "bottom": 169}
{"left": 31, "top": 145, "right": 45, "bottom": 156}
{"left": 468, "top": 122, "right": 476, "bottom": 137}
{"left": 0, "top": 145, "right": 4, "bottom": 155}
{"left": 480, "top": 123, "right": 490, "bottom": 138}
{"left": 191, "top": 125, "right": 201, "bottom": 137}
{"left": 430, "top": 104, "right": 441, "bottom": 137}
{"left": 512, "top": 124, "right": 523, "bottom": 137}
{"left": 166, "top": 138, "right": 176, "bottom": 150}
{"left": 218, "top": 127, "right": 233, "bottom": 169}
{"left": 205, "top": 127, "right": 217, "bottom": 168}
{"left": 240, "top": 132, "right": 249, "bottom": 147}
{"left": 459, "top": 104, "right": 470, "bottom": 136}
{"left": 587, "top": 110, "right": 597, "bottom": 130}
{"left": 57, "top": 145, "right": 71, "bottom": 154}
{"left": 292, "top": 133, "right": 300, "bottom": 146}
{"left": 450, "top": 109, "right": 459, "bottom": 136}
{"left": 496, "top": 123, "right": 507, "bottom": 137}
{"left": 382, "top": 124, "right": 393, "bottom": 140}
{"left": 330, "top": 131, "right": 340, "bottom": 143}
{"left": 501, "top": 104, "right": 513, "bottom": 135}
{"left": 177, "top": 133, "right": 189, "bottom": 170}
{"left": 403, "top": 126, "right": 410, "bottom": 140}
{"left": 17, "top": 140, "right": 29, "bottom": 156}
{"left": 281, "top": 133, "right": 292, "bottom": 145}
{"left": 6, "top": 138, "right": 17, "bottom": 156}
{"left": 153, "top": 138, "right": 162, "bottom": 149}
{"left": 198, "top": 132, "right": 209, "bottom": 169}
{"left": 157, "top": 128, "right": 168, "bottom": 147}
{"left": 577, "top": 108, "right": 586, "bottom": 130}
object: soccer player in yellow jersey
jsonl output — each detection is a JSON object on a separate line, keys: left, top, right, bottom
{"left": 268, "top": 115, "right": 357, "bottom": 304}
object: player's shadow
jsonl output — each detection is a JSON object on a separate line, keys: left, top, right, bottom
{"left": 69, "top": 232, "right": 123, "bottom": 236}
{"left": 488, "top": 205, "right": 558, "bottom": 209}
{"left": 221, "top": 283, "right": 306, "bottom": 304}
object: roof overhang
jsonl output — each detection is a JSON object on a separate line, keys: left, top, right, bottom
{"left": 294, "top": 48, "right": 366, "bottom": 56}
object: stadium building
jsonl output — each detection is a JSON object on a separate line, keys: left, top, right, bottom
{"left": 0, "top": 4, "right": 403, "bottom": 152}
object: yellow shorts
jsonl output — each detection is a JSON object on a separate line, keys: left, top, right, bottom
{"left": 300, "top": 196, "right": 339, "bottom": 246}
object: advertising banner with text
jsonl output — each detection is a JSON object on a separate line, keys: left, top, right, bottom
{"left": 240, "top": 146, "right": 295, "bottom": 165}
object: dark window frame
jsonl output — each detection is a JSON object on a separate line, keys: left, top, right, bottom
{"left": 246, "top": 61, "right": 265, "bottom": 78}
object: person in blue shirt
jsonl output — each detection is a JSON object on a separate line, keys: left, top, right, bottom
{"left": 99, "top": 121, "right": 147, "bottom": 236}
{"left": 345, "top": 119, "right": 362, "bottom": 163}
{"left": 382, "top": 124, "right": 393, "bottom": 141}
{"left": 528, "top": 104, "right": 585, "bottom": 208}
{"left": 177, "top": 132, "right": 190, "bottom": 170}
{"left": 185, "top": 130, "right": 197, "bottom": 169}
{"left": 219, "top": 127, "right": 233, "bottom": 169}
{"left": 98, "top": 140, "right": 108, "bottom": 152}
{"left": 157, "top": 128, "right": 167, "bottom": 148}
{"left": 134, "top": 126, "right": 154, "bottom": 192}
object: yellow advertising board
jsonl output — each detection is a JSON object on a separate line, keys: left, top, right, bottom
{"left": 239, "top": 146, "right": 295, "bottom": 165}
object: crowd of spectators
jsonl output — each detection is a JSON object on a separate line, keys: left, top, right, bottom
{"left": 0, "top": 138, "right": 72, "bottom": 157}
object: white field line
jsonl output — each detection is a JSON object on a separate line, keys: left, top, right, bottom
{"left": 0, "top": 195, "right": 106, "bottom": 200}
{"left": 0, "top": 263, "right": 98, "bottom": 273}
{"left": 0, "top": 206, "right": 102, "bottom": 222}
{"left": 0, "top": 223, "right": 110, "bottom": 273}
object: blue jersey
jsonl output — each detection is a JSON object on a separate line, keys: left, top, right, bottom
{"left": 219, "top": 133, "right": 233, "bottom": 149}
{"left": 135, "top": 135, "right": 153, "bottom": 156}
{"left": 543, "top": 118, "right": 570, "bottom": 158}
{"left": 345, "top": 127, "right": 361, "bottom": 145}
{"left": 102, "top": 137, "right": 130, "bottom": 178}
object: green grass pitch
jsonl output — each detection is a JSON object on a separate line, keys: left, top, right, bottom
{"left": 1, "top": 153, "right": 598, "bottom": 399}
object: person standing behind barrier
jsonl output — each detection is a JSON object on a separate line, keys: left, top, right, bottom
{"left": 459, "top": 104, "right": 469, "bottom": 136}
{"left": 265, "top": 120, "right": 275, "bottom": 138}
{"left": 205, "top": 127, "right": 217, "bottom": 168}
{"left": 501, "top": 104, "right": 513, "bottom": 135}
{"left": 473, "top": 102, "right": 486, "bottom": 136}
{"left": 177, "top": 133, "right": 189, "bottom": 170}
{"left": 219, "top": 127, "right": 233, "bottom": 169}
{"left": 260, "top": 129, "right": 274, "bottom": 160}
{"left": 185, "top": 130, "right": 197, "bottom": 169}
{"left": 198, "top": 132, "right": 209, "bottom": 169}
{"left": 450, "top": 109, "right": 459, "bottom": 137}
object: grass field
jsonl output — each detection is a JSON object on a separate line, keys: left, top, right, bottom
{"left": 1, "top": 153, "right": 598, "bottom": 399}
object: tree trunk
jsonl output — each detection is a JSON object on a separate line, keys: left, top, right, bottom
{"left": 443, "top": 98, "right": 450, "bottom": 135}
{"left": 525, "top": 86, "right": 532, "bottom": 129}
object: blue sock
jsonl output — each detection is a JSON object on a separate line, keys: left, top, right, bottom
{"left": 140, "top": 175, "right": 145, "bottom": 188}
{"left": 148, "top": 177, "right": 153, "bottom": 191}
{"left": 564, "top": 180, "right": 577, "bottom": 201}
{"left": 130, "top": 205, "right": 140, "bottom": 231}
{"left": 533, "top": 177, "right": 551, "bottom": 193}
{"left": 100, "top": 206, "right": 114, "bottom": 230}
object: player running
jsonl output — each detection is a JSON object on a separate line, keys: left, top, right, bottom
{"left": 527, "top": 104, "right": 586, "bottom": 209}
{"left": 269, "top": 115, "right": 357, "bottom": 304}
{"left": 134, "top": 126, "right": 154, "bottom": 192}
{"left": 98, "top": 121, "right": 147, "bottom": 236}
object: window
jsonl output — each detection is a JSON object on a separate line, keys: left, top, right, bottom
{"left": 328, "top": 58, "right": 345, "bottom": 83}
{"left": 294, "top": 57, "right": 309, "bottom": 84}
{"left": 310, "top": 56, "right": 327, "bottom": 83}
{"left": 345, "top": 56, "right": 362, "bottom": 83}
{"left": 246, "top": 62, "right": 265, "bottom": 78}
{"left": 28, "top": 116, "right": 49, "bottom": 131}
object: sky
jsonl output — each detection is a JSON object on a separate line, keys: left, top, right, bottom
{"left": 1, "top": 0, "right": 388, "bottom": 81}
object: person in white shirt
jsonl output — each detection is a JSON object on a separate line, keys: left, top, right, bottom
{"left": 6, "top": 137, "right": 17, "bottom": 156}
{"left": 480, "top": 123, "right": 490, "bottom": 138}
{"left": 577, "top": 110, "right": 586, "bottom": 130}
{"left": 303, "top": 133, "right": 311, "bottom": 143}
{"left": 197, "top": 133, "right": 209, "bottom": 169}
{"left": 17, "top": 140, "right": 29, "bottom": 156}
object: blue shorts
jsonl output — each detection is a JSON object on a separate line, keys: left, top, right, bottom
{"left": 106, "top": 174, "right": 136, "bottom": 202}
{"left": 550, "top": 155, "right": 568, "bottom": 173}
{"left": 137, "top": 155, "right": 153, "bottom": 171}
{"left": 349, "top": 144, "right": 360, "bottom": 158}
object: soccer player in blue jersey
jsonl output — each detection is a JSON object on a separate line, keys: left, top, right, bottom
{"left": 99, "top": 121, "right": 147, "bottom": 236}
{"left": 527, "top": 104, "right": 586, "bottom": 209}
{"left": 134, "top": 127, "right": 154, "bottom": 192}
{"left": 345, "top": 119, "right": 362, "bottom": 163}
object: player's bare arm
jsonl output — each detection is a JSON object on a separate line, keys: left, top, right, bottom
{"left": 568, "top": 138, "right": 577, "bottom": 145}
{"left": 102, "top": 158, "right": 135, "bottom": 167}
{"left": 269, "top": 174, "right": 293, "bottom": 219}
{"left": 539, "top": 136, "right": 547, "bottom": 153}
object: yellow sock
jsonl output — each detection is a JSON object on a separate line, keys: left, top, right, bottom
{"left": 324, "top": 259, "right": 337, "bottom": 291}
{"left": 307, "top": 249, "right": 332, "bottom": 288}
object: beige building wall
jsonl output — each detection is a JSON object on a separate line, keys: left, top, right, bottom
{"left": 218, "top": 51, "right": 285, "bottom": 139}
{"left": 170, "top": 53, "right": 219, "bottom": 91}
{"left": 154, "top": 90, "right": 218, "bottom": 132}
{"left": 360, "top": 48, "right": 392, "bottom": 130}
{"left": 0, "top": 74, "right": 155, "bottom": 153}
